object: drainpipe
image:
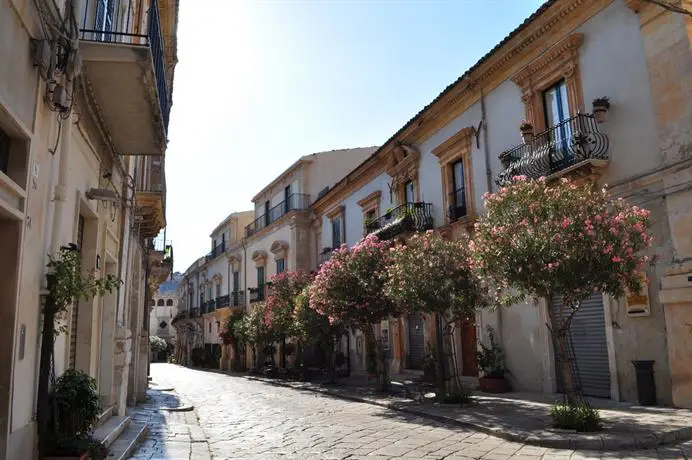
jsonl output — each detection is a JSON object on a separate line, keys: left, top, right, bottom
{"left": 479, "top": 87, "right": 501, "bottom": 342}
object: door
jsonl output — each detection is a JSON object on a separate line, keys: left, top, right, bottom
{"left": 543, "top": 80, "right": 571, "bottom": 169}
{"left": 69, "top": 215, "right": 86, "bottom": 369}
{"left": 407, "top": 313, "right": 425, "bottom": 370}
{"left": 284, "top": 185, "right": 292, "bottom": 214}
{"left": 232, "top": 271, "right": 240, "bottom": 305}
{"left": 552, "top": 293, "right": 611, "bottom": 398}
{"left": 460, "top": 321, "right": 478, "bottom": 376}
{"left": 404, "top": 180, "right": 415, "bottom": 204}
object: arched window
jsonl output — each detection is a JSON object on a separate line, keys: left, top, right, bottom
{"left": 150, "top": 299, "right": 155, "bottom": 306}
{"left": 157, "top": 299, "right": 164, "bottom": 306}
{"left": 166, "top": 299, "right": 174, "bottom": 306}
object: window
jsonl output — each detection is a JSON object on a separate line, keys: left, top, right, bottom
{"left": 264, "top": 200, "right": 271, "bottom": 226}
{"left": 157, "top": 299, "right": 164, "bottom": 306}
{"left": 451, "top": 160, "right": 466, "bottom": 218}
{"left": 276, "top": 258, "right": 285, "bottom": 274}
{"left": 150, "top": 299, "right": 156, "bottom": 306}
{"left": 0, "top": 128, "right": 9, "bottom": 175}
{"left": 404, "top": 180, "right": 416, "bottom": 204}
{"left": 332, "top": 216, "right": 343, "bottom": 248}
{"left": 208, "top": 322, "right": 211, "bottom": 333}
{"left": 366, "top": 209, "right": 376, "bottom": 222}
{"left": 233, "top": 272, "right": 240, "bottom": 292}
{"left": 221, "top": 233, "right": 225, "bottom": 252}
{"left": 284, "top": 185, "right": 291, "bottom": 213}
{"left": 215, "top": 283, "right": 221, "bottom": 299}
{"left": 543, "top": 79, "right": 572, "bottom": 166}
{"left": 257, "top": 266, "right": 265, "bottom": 300}
{"left": 166, "top": 299, "right": 173, "bottom": 306}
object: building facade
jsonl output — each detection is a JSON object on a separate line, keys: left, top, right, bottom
{"left": 0, "top": 0, "right": 178, "bottom": 458}
{"left": 311, "top": 0, "right": 692, "bottom": 407}
{"left": 150, "top": 271, "right": 183, "bottom": 353}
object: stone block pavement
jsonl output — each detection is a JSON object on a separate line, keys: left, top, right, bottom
{"left": 131, "top": 364, "right": 692, "bottom": 459}
{"left": 244, "top": 374, "right": 692, "bottom": 451}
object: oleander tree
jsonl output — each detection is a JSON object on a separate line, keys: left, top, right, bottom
{"left": 310, "top": 235, "right": 400, "bottom": 389}
{"left": 471, "top": 176, "right": 653, "bottom": 405}
{"left": 236, "top": 303, "right": 272, "bottom": 370}
{"left": 264, "top": 270, "right": 314, "bottom": 367}
{"left": 385, "top": 231, "right": 491, "bottom": 398}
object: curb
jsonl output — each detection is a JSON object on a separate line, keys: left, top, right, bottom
{"left": 244, "top": 376, "right": 692, "bottom": 451}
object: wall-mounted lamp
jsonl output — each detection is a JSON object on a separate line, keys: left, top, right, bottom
{"left": 85, "top": 188, "right": 119, "bottom": 203}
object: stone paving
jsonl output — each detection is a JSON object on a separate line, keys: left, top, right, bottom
{"left": 128, "top": 383, "right": 212, "bottom": 459}
{"left": 141, "top": 364, "right": 692, "bottom": 459}
{"left": 243, "top": 375, "right": 692, "bottom": 451}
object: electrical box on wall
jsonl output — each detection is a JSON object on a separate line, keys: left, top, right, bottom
{"left": 626, "top": 272, "right": 651, "bottom": 317}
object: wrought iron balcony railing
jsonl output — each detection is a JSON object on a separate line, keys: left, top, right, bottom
{"left": 496, "top": 114, "right": 609, "bottom": 184}
{"left": 217, "top": 295, "right": 230, "bottom": 308}
{"left": 79, "top": 0, "right": 170, "bottom": 132}
{"left": 189, "top": 307, "right": 200, "bottom": 318}
{"left": 206, "top": 242, "right": 225, "bottom": 261}
{"left": 245, "top": 194, "right": 311, "bottom": 237}
{"left": 319, "top": 248, "right": 333, "bottom": 266}
{"left": 231, "top": 291, "right": 245, "bottom": 307}
{"left": 205, "top": 299, "right": 216, "bottom": 313}
{"left": 364, "top": 202, "right": 434, "bottom": 240}
{"left": 249, "top": 285, "right": 265, "bottom": 303}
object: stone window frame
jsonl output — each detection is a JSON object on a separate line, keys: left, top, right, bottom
{"left": 326, "top": 205, "right": 345, "bottom": 249}
{"left": 385, "top": 143, "right": 421, "bottom": 205}
{"left": 270, "top": 240, "right": 289, "bottom": 274}
{"left": 432, "top": 126, "right": 475, "bottom": 225}
{"left": 357, "top": 190, "right": 382, "bottom": 223}
{"left": 511, "top": 33, "right": 584, "bottom": 133}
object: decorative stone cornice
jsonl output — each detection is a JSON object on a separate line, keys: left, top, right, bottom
{"left": 511, "top": 33, "right": 583, "bottom": 89}
{"left": 357, "top": 190, "right": 382, "bottom": 211}
{"left": 385, "top": 143, "right": 420, "bottom": 188}
{"left": 251, "top": 250, "right": 267, "bottom": 266}
{"left": 326, "top": 205, "right": 345, "bottom": 220}
{"left": 432, "top": 127, "right": 474, "bottom": 165}
{"left": 270, "top": 240, "right": 289, "bottom": 259}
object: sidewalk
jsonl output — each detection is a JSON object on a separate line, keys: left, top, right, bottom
{"left": 245, "top": 374, "right": 692, "bottom": 452}
{"left": 128, "top": 382, "right": 212, "bottom": 460}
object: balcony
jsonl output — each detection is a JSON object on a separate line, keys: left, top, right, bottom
{"left": 364, "top": 202, "right": 434, "bottom": 240}
{"left": 203, "top": 299, "right": 216, "bottom": 314}
{"left": 135, "top": 156, "right": 166, "bottom": 238}
{"left": 231, "top": 291, "right": 245, "bottom": 307}
{"left": 189, "top": 307, "right": 200, "bottom": 318}
{"left": 245, "top": 194, "right": 310, "bottom": 237}
{"left": 496, "top": 114, "right": 609, "bottom": 184}
{"left": 249, "top": 286, "right": 265, "bottom": 303}
{"left": 217, "top": 295, "right": 230, "bottom": 308}
{"left": 148, "top": 237, "right": 173, "bottom": 288}
{"left": 78, "top": 0, "right": 170, "bottom": 155}
{"left": 319, "top": 247, "right": 333, "bottom": 266}
{"left": 205, "top": 242, "right": 225, "bottom": 261}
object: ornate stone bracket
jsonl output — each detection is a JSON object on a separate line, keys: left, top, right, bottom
{"left": 270, "top": 240, "right": 289, "bottom": 260}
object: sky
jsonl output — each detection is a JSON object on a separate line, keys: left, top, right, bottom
{"left": 165, "top": 0, "right": 546, "bottom": 272}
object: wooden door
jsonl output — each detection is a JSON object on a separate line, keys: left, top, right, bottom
{"left": 460, "top": 321, "right": 478, "bottom": 376}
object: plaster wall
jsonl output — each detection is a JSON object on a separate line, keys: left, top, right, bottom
{"left": 306, "top": 147, "right": 377, "bottom": 201}
{"left": 246, "top": 223, "right": 293, "bottom": 287}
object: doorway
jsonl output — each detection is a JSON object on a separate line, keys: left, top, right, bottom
{"left": 407, "top": 312, "right": 425, "bottom": 370}
{"left": 460, "top": 321, "right": 478, "bottom": 376}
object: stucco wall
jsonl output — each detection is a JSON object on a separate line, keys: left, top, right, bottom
{"left": 306, "top": 147, "right": 377, "bottom": 202}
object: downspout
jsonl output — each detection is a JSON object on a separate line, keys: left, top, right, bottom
{"left": 479, "top": 87, "right": 501, "bottom": 341}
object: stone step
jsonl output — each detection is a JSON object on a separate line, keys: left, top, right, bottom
{"left": 93, "top": 415, "right": 131, "bottom": 448}
{"left": 95, "top": 405, "right": 115, "bottom": 428}
{"left": 105, "top": 421, "right": 148, "bottom": 460}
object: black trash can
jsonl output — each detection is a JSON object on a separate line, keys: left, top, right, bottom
{"left": 632, "top": 360, "right": 657, "bottom": 405}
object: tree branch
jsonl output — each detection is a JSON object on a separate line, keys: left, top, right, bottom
{"left": 640, "top": 0, "right": 692, "bottom": 17}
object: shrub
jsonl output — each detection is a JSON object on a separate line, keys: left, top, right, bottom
{"left": 149, "top": 335, "right": 167, "bottom": 354}
{"left": 49, "top": 369, "right": 101, "bottom": 442}
{"left": 549, "top": 403, "right": 603, "bottom": 432}
{"left": 442, "top": 386, "right": 473, "bottom": 405}
{"left": 477, "top": 326, "right": 505, "bottom": 378}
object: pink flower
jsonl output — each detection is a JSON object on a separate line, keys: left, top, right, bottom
{"left": 612, "top": 256, "right": 623, "bottom": 263}
{"left": 561, "top": 218, "right": 571, "bottom": 229}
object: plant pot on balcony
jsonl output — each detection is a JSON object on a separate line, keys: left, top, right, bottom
{"left": 519, "top": 121, "right": 534, "bottom": 144}
{"left": 478, "top": 376, "right": 510, "bottom": 393}
{"left": 592, "top": 97, "right": 611, "bottom": 123}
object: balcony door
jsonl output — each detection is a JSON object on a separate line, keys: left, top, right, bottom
{"left": 95, "top": 0, "right": 114, "bottom": 40}
{"left": 284, "top": 185, "right": 291, "bottom": 214}
{"left": 404, "top": 180, "right": 415, "bottom": 204}
{"left": 451, "top": 160, "right": 466, "bottom": 219}
{"left": 543, "top": 80, "right": 571, "bottom": 169}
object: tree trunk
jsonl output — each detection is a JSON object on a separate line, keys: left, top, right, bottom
{"left": 364, "top": 325, "right": 389, "bottom": 392}
{"left": 546, "top": 295, "right": 578, "bottom": 406}
{"left": 435, "top": 313, "right": 447, "bottom": 401}
{"left": 37, "top": 277, "right": 57, "bottom": 460}
{"left": 280, "top": 336, "right": 286, "bottom": 368}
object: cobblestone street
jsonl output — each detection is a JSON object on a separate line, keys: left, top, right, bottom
{"left": 135, "top": 364, "right": 692, "bottom": 460}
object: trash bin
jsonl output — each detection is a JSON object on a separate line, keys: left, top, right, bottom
{"left": 632, "top": 360, "right": 657, "bottom": 405}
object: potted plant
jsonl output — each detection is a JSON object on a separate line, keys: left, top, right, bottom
{"left": 421, "top": 344, "right": 437, "bottom": 383}
{"left": 499, "top": 151, "right": 512, "bottom": 169}
{"left": 477, "top": 326, "right": 510, "bottom": 393}
{"left": 592, "top": 97, "right": 610, "bottom": 123}
{"left": 45, "top": 369, "right": 108, "bottom": 460}
{"left": 519, "top": 120, "right": 534, "bottom": 143}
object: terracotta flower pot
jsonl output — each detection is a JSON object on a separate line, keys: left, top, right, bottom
{"left": 593, "top": 106, "right": 608, "bottom": 123}
{"left": 479, "top": 376, "right": 510, "bottom": 393}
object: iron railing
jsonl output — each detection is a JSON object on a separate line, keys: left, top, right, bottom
{"left": 249, "top": 286, "right": 265, "bottom": 303}
{"left": 79, "top": 0, "right": 170, "bottom": 132}
{"left": 231, "top": 291, "right": 245, "bottom": 307}
{"left": 150, "top": 236, "right": 173, "bottom": 261}
{"left": 245, "top": 194, "right": 311, "bottom": 237}
{"left": 204, "top": 299, "right": 216, "bottom": 313}
{"left": 447, "top": 189, "right": 467, "bottom": 222}
{"left": 319, "top": 248, "right": 333, "bottom": 266}
{"left": 189, "top": 307, "right": 200, "bottom": 318}
{"left": 206, "top": 242, "right": 225, "bottom": 261}
{"left": 217, "top": 295, "right": 230, "bottom": 308}
{"left": 364, "top": 202, "right": 434, "bottom": 239}
{"left": 496, "top": 114, "right": 609, "bottom": 184}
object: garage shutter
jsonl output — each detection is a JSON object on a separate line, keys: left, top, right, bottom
{"left": 552, "top": 293, "right": 611, "bottom": 399}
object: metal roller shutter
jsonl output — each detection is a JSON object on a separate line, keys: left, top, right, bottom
{"left": 407, "top": 313, "right": 425, "bottom": 370}
{"left": 552, "top": 293, "right": 611, "bottom": 399}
